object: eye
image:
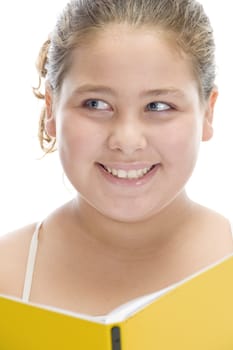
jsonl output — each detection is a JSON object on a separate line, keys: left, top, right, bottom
{"left": 84, "top": 99, "right": 110, "bottom": 110}
{"left": 147, "top": 102, "right": 172, "bottom": 112}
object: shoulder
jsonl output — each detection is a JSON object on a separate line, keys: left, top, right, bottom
{"left": 192, "top": 203, "right": 233, "bottom": 255}
{"left": 0, "top": 223, "right": 37, "bottom": 297}
{"left": 198, "top": 205, "right": 232, "bottom": 233}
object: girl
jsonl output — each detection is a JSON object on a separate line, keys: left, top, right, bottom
{"left": 0, "top": 0, "right": 232, "bottom": 317}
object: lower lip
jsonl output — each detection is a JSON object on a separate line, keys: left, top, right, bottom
{"left": 96, "top": 163, "right": 161, "bottom": 187}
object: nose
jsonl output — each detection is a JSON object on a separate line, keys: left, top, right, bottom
{"left": 108, "top": 117, "right": 147, "bottom": 155}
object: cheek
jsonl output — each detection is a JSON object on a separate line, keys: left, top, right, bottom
{"left": 56, "top": 116, "right": 105, "bottom": 162}
{"left": 155, "top": 118, "right": 202, "bottom": 166}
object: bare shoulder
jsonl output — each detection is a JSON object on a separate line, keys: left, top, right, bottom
{"left": 192, "top": 202, "right": 233, "bottom": 255}
{"left": 0, "top": 223, "right": 37, "bottom": 297}
{"left": 198, "top": 204, "right": 232, "bottom": 233}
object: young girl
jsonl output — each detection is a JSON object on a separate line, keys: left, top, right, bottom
{"left": 0, "top": 0, "right": 232, "bottom": 317}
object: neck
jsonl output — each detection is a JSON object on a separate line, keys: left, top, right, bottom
{"left": 68, "top": 191, "right": 196, "bottom": 261}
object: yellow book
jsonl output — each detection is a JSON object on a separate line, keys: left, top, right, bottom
{"left": 1, "top": 253, "right": 233, "bottom": 349}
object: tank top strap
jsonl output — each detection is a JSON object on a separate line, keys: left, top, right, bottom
{"left": 22, "top": 221, "right": 43, "bottom": 302}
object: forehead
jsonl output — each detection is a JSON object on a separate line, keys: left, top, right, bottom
{"left": 61, "top": 24, "right": 198, "bottom": 99}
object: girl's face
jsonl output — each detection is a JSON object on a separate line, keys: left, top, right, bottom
{"left": 46, "top": 25, "right": 217, "bottom": 222}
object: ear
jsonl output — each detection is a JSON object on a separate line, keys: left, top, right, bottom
{"left": 202, "top": 87, "right": 218, "bottom": 142}
{"left": 45, "top": 82, "right": 56, "bottom": 138}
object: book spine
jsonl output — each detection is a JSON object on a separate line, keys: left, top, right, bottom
{"left": 111, "top": 326, "right": 121, "bottom": 350}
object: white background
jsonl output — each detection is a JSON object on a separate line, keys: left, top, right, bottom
{"left": 0, "top": 0, "right": 232, "bottom": 234}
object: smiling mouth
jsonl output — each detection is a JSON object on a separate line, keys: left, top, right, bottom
{"left": 99, "top": 164, "right": 156, "bottom": 179}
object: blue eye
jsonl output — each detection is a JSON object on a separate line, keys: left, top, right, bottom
{"left": 147, "top": 102, "right": 171, "bottom": 112}
{"left": 84, "top": 99, "right": 109, "bottom": 110}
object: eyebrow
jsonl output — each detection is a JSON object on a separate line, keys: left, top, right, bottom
{"left": 70, "top": 84, "right": 186, "bottom": 98}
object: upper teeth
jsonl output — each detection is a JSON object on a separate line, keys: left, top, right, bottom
{"left": 106, "top": 166, "right": 152, "bottom": 179}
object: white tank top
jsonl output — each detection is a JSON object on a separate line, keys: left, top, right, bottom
{"left": 22, "top": 219, "right": 233, "bottom": 318}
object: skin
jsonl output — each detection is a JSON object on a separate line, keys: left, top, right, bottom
{"left": 0, "top": 25, "right": 232, "bottom": 315}
{"left": 46, "top": 25, "right": 218, "bottom": 246}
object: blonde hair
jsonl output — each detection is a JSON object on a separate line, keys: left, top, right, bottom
{"left": 33, "top": 0, "right": 216, "bottom": 154}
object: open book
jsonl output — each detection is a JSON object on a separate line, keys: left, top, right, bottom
{"left": 1, "top": 253, "right": 233, "bottom": 349}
